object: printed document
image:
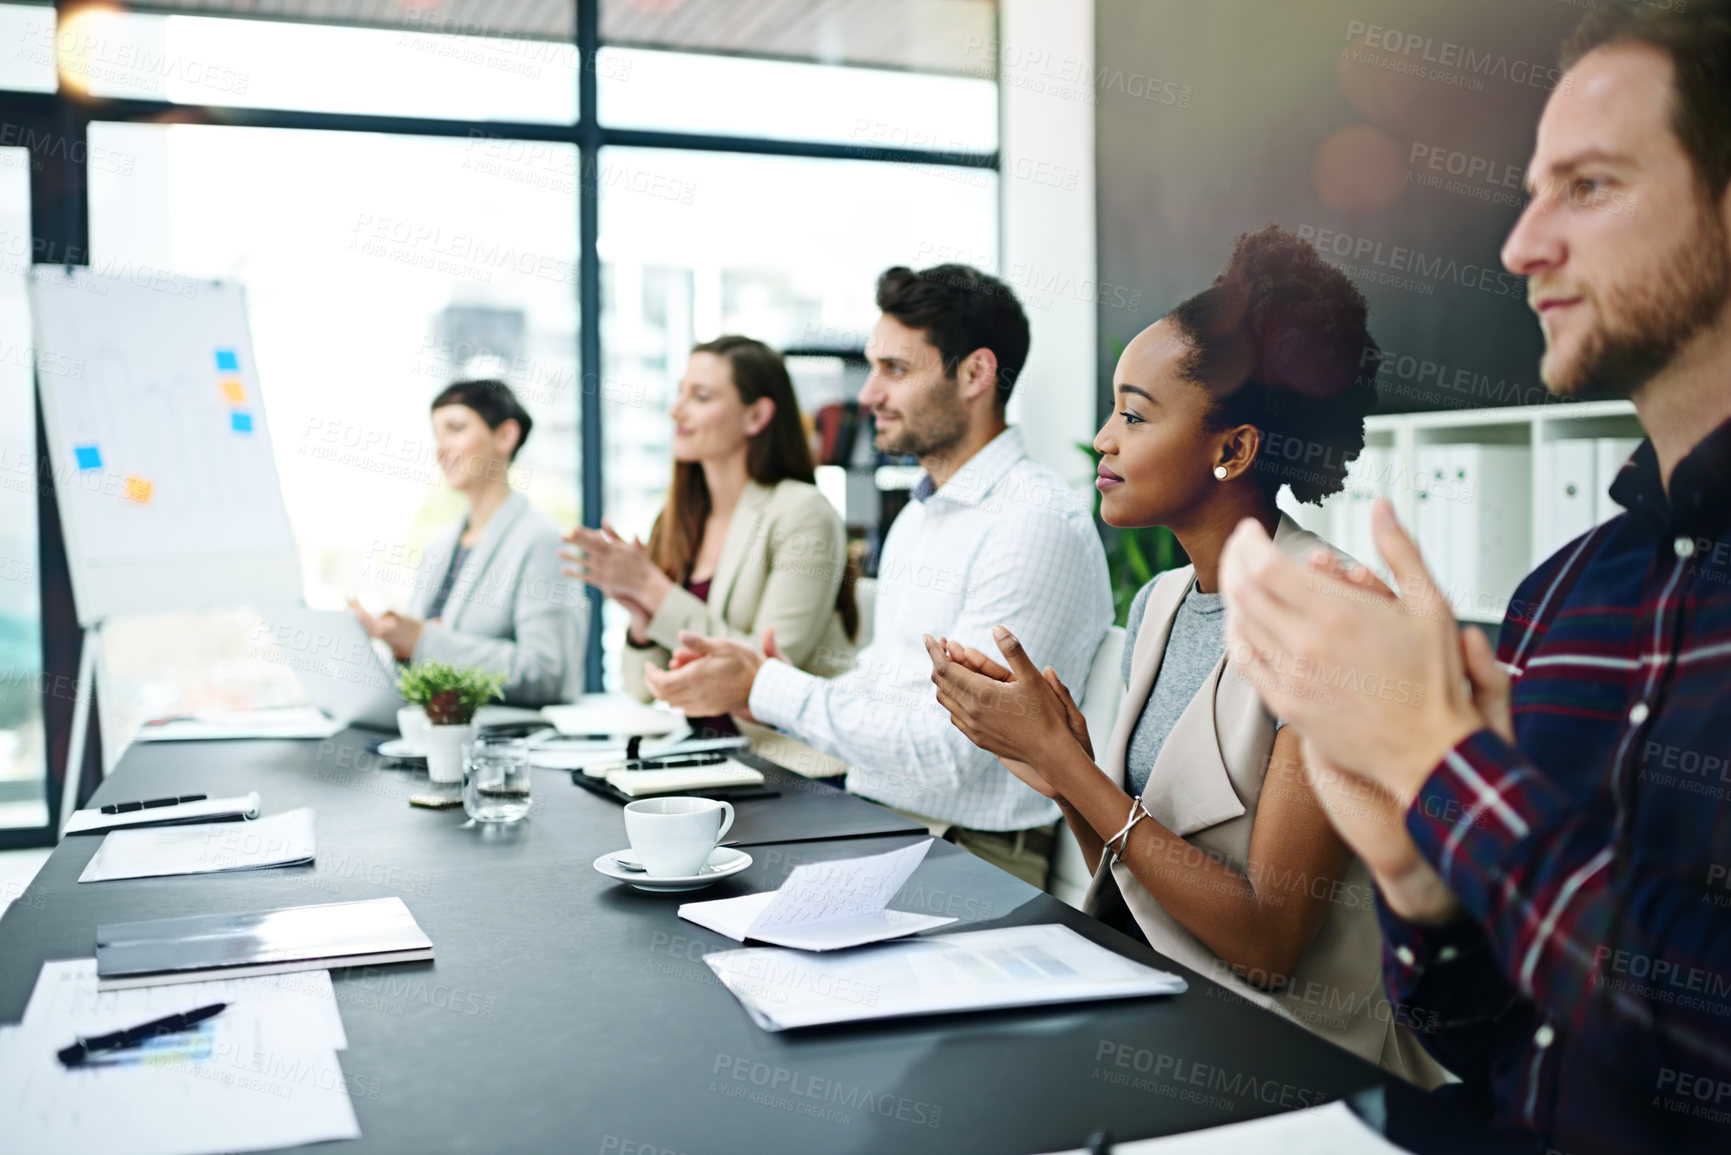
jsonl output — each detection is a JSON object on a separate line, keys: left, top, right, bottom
{"left": 680, "top": 839, "right": 955, "bottom": 950}
{"left": 707, "top": 922, "right": 1187, "bottom": 1030}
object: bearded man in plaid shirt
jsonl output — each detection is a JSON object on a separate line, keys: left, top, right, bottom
{"left": 1218, "top": 3, "right": 1731, "bottom": 1152}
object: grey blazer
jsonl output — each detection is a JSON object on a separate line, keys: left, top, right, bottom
{"left": 409, "top": 491, "right": 584, "bottom": 706}
{"left": 622, "top": 478, "right": 856, "bottom": 699}
{"left": 1082, "top": 514, "right": 1444, "bottom": 1085}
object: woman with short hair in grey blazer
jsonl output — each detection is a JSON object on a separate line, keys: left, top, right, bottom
{"left": 562, "top": 336, "right": 857, "bottom": 701}
{"left": 349, "top": 380, "right": 580, "bottom": 706}
{"left": 926, "top": 227, "right": 1442, "bottom": 1083}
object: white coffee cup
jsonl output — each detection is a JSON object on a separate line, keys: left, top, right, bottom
{"left": 397, "top": 706, "right": 430, "bottom": 748}
{"left": 622, "top": 796, "right": 735, "bottom": 877}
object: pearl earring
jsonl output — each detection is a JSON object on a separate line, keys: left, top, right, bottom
{"left": 1213, "top": 466, "right": 1228, "bottom": 480}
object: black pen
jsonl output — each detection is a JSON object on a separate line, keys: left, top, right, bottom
{"left": 100, "top": 794, "right": 208, "bottom": 815}
{"left": 628, "top": 753, "right": 730, "bottom": 771}
{"left": 592, "top": 753, "right": 731, "bottom": 774}
{"left": 57, "top": 1002, "right": 228, "bottom": 1067}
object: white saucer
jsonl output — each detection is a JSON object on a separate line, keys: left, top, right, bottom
{"left": 593, "top": 846, "right": 752, "bottom": 893}
{"left": 377, "top": 738, "right": 427, "bottom": 760}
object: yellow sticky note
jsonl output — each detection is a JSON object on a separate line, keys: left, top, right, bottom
{"left": 220, "top": 379, "right": 246, "bottom": 403}
{"left": 124, "top": 476, "right": 153, "bottom": 504}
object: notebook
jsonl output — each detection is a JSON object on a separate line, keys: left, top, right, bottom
{"left": 95, "top": 897, "right": 434, "bottom": 990}
{"left": 569, "top": 769, "right": 779, "bottom": 805}
{"left": 609, "top": 760, "right": 766, "bottom": 797}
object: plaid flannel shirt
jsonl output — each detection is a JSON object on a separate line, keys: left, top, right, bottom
{"left": 1379, "top": 418, "right": 1731, "bottom": 1154}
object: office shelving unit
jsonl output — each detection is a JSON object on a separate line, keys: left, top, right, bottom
{"left": 1280, "top": 400, "right": 1643, "bottom": 626}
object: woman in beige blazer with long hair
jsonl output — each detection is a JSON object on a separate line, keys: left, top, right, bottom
{"left": 926, "top": 227, "right": 1442, "bottom": 1084}
{"left": 563, "top": 336, "right": 857, "bottom": 702}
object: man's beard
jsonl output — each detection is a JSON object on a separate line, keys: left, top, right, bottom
{"left": 1546, "top": 208, "right": 1731, "bottom": 398}
{"left": 874, "top": 383, "right": 968, "bottom": 459}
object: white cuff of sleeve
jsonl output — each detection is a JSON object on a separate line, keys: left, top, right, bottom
{"left": 747, "top": 658, "right": 814, "bottom": 731}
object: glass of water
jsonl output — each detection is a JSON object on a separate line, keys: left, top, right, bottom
{"left": 463, "top": 735, "right": 531, "bottom": 823}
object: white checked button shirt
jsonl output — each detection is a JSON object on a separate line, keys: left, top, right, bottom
{"left": 748, "top": 426, "right": 1113, "bottom": 831}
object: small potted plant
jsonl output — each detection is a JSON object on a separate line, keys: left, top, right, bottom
{"left": 398, "top": 660, "right": 507, "bottom": 784}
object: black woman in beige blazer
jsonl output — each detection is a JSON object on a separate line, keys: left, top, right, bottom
{"left": 926, "top": 227, "right": 1444, "bottom": 1083}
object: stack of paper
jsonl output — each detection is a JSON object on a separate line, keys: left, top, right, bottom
{"left": 707, "top": 922, "right": 1187, "bottom": 1031}
{"left": 680, "top": 839, "right": 954, "bottom": 950}
{"left": 79, "top": 808, "right": 316, "bottom": 883}
{"left": 0, "top": 959, "right": 359, "bottom": 1154}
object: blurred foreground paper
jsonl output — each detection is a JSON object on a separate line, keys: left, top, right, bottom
{"left": 1038, "top": 1101, "right": 1407, "bottom": 1154}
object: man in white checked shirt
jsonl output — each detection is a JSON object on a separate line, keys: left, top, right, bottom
{"left": 646, "top": 264, "right": 1112, "bottom": 887}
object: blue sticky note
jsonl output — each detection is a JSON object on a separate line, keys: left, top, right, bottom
{"left": 230, "top": 411, "right": 253, "bottom": 433}
{"left": 74, "top": 445, "right": 102, "bottom": 470}
{"left": 215, "top": 349, "right": 239, "bottom": 372}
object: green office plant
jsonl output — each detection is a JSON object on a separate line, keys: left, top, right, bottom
{"left": 397, "top": 660, "right": 506, "bottom": 726}
{"left": 1079, "top": 440, "right": 1187, "bottom": 625}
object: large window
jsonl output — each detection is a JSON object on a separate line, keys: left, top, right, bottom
{"left": 597, "top": 148, "right": 997, "bottom": 676}
{"left": 0, "top": 1, "right": 1000, "bottom": 827}
{"left": 0, "top": 148, "right": 46, "bottom": 831}
{"left": 53, "top": 9, "right": 580, "bottom": 121}
{"left": 88, "top": 123, "right": 581, "bottom": 744}
{"left": 0, "top": 4, "right": 55, "bottom": 93}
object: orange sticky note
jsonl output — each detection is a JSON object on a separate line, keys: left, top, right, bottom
{"left": 124, "top": 476, "right": 153, "bottom": 504}
{"left": 220, "top": 379, "right": 246, "bottom": 403}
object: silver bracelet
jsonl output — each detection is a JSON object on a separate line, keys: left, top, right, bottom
{"left": 1106, "top": 797, "right": 1150, "bottom": 863}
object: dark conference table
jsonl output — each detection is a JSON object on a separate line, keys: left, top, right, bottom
{"left": 0, "top": 727, "right": 1509, "bottom": 1154}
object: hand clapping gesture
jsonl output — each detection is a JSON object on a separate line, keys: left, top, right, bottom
{"left": 922, "top": 625, "right": 1093, "bottom": 800}
{"left": 559, "top": 520, "right": 673, "bottom": 643}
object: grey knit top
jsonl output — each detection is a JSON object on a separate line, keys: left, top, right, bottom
{"left": 1120, "top": 574, "right": 1228, "bottom": 799}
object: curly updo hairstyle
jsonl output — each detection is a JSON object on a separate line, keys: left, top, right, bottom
{"left": 1169, "top": 225, "right": 1381, "bottom": 505}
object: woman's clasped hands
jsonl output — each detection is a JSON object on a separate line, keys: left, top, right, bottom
{"left": 922, "top": 625, "right": 1093, "bottom": 801}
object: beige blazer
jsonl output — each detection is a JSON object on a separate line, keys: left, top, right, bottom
{"left": 1082, "top": 515, "right": 1444, "bottom": 1085}
{"left": 622, "top": 478, "right": 856, "bottom": 699}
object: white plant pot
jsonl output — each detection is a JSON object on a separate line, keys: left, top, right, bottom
{"left": 424, "top": 722, "right": 476, "bottom": 785}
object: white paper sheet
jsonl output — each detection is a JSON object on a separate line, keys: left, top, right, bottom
{"left": 541, "top": 693, "right": 686, "bottom": 737}
{"left": 21, "top": 959, "right": 347, "bottom": 1054}
{"left": 1038, "top": 1101, "right": 1408, "bottom": 1154}
{"left": 526, "top": 742, "right": 628, "bottom": 770}
{"left": 63, "top": 792, "right": 262, "bottom": 836}
{"left": 132, "top": 707, "right": 344, "bottom": 742}
{"left": 706, "top": 922, "right": 1188, "bottom": 1030}
{"left": 0, "top": 960, "right": 359, "bottom": 1155}
{"left": 680, "top": 839, "right": 956, "bottom": 950}
{"left": 0, "top": 1019, "right": 360, "bottom": 1155}
{"left": 79, "top": 808, "right": 316, "bottom": 883}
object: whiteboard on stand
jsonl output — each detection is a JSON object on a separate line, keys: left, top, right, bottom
{"left": 28, "top": 266, "right": 302, "bottom": 625}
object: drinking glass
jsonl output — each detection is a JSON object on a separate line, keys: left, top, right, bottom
{"left": 463, "top": 735, "right": 531, "bottom": 823}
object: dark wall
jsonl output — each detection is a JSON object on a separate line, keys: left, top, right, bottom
{"left": 1095, "top": 0, "right": 1600, "bottom": 419}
